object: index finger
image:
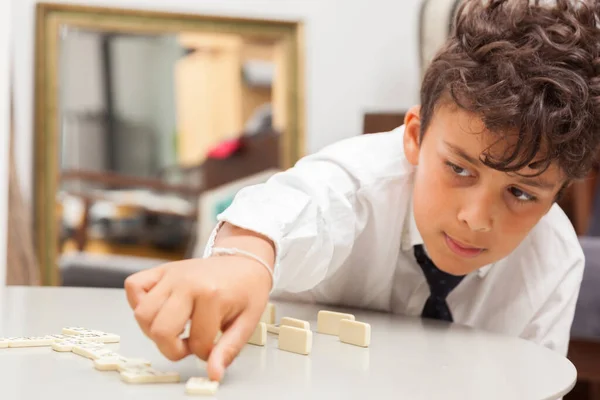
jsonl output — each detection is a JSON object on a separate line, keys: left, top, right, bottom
{"left": 206, "top": 310, "right": 261, "bottom": 382}
{"left": 124, "top": 266, "right": 166, "bottom": 309}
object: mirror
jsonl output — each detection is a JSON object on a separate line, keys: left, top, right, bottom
{"left": 34, "top": 4, "right": 305, "bottom": 286}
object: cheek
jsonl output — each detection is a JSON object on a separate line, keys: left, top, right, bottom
{"left": 493, "top": 206, "right": 548, "bottom": 251}
{"left": 502, "top": 210, "right": 541, "bottom": 233}
{"left": 412, "top": 163, "right": 454, "bottom": 222}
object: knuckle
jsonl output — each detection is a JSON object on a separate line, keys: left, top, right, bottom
{"left": 133, "top": 307, "right": 151, "bottom": 324}
{"left": 205, "top": 283, "right": 221, "bottom": 298}
{"left": 194, "top": 283, "right": 221, "bottom": 300}
{"left": 156, "top": 344, "right": 178, "bottom": 361}
{"left": 124, "top": 275, "right": 138, "bottom": 291}
{"left": 149, "top": 325, "right": 171, "bottom": 341}
{"left": 161, "top": 348, "right": 180, "bottom": 362}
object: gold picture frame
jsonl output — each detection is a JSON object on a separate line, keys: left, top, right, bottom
{"left": 34, "top": 3, "right": 305, "bottom": 286}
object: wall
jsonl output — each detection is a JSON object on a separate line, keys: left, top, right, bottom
{"left": 0, "top": 0, "right": 10, "bottom": 286}
{"left": 59, "top": 30, "right": 104, "bottom": 113}
{"left": 58, "top": 31, "right": 181, "bottom": 177}
{"left": 12, "top": 0, "right": 422, "bottom": 204}
{"left": 59, "top": 30, "right": 106, "bottom": 176}
{"left": 111, "top": 34, "right": 182, "bottom": 175}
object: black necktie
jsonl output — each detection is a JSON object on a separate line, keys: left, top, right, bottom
{"left": 413, "top": 244, "right": 465, "bottom": 322}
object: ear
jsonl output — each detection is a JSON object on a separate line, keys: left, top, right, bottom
{"left": 403, "top": 105, "right": 421, "bottom": 166}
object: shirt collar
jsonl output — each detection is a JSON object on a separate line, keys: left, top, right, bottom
{"left": 402, "top": 191, "right": 493, "bottom": 278}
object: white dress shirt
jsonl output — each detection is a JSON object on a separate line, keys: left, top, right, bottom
{"left": 204, "top": 125, "right": 584, "bottom": 356}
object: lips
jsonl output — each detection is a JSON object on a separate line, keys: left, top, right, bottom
{"left": 444, "top": 233, "right": 485, "bottom": 258}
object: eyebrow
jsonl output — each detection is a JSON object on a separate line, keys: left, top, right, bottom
{"left": 444, "top": 141, "right": 480, "bottom": 166}
{"left": 515, "top": 176, "right": 556, "bottom": 191}
{"left": 443, "top": 141, "right": 556, "bottom": 191}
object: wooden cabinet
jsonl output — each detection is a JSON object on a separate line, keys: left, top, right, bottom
{"left": 174, "top": 32, "right": 285, "bottom": 167}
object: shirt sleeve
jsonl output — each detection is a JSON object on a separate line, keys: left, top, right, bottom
{"left": 518, "top": 241, "right": 584, "bottom": 356}
{"left": 202, "top": 142, "right": 383, "bottom": 294}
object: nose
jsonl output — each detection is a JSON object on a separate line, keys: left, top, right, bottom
{"left": 457, "top": 188, "right": 494, "bottom": 232}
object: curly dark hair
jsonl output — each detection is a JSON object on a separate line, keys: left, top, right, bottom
{"left": 420, "top": 0, "right": 600, "bottom": 180}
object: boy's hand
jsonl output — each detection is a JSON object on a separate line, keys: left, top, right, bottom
{"left": 124, "top": 253, "right": 272, "bottom": 382}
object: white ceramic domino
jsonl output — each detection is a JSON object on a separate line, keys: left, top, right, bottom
{"left": 72, "top": 343, "right": 116, "bottom": 360}
{"left": 47, "top": 334, "right": 70, "bottom": 341}
{"left": 7, "top": 337, "right": 50, "bottom": 348}
{"left": 267, "top": 317, "right": 310, "bottom": 335}
{"left": 278, "top": 325, "right": 312, "bottom": 355}
{"left": 260, "top": 303, "right": 275, "bottom": 324}
{"left": 120, "top": 365, "right": 180, "bottom": 384}
{"left": 247, "top": 322, "right": 266, "bottom": 346}
{"left": 116, "top": 359, "right": 153, "bottom": 372}
{"left": 317, "top": 310, "right": 355, "bottom": 335}
{"left": 8, "top": 335, "right": 67, "bottom": 348}
{"left": 62, "top": 327, "right": 94, "bottom": 335}
{"left": 266, "top": 324, "right": 280, "bottom": 334}
{"left": 74, "top": 347, "right": 116, "bottom": 360}
{"left": 185, "top": 377, "right": 219, "bottom": 395}
{"left": 0, "top": 338, "right": 8, "bottom": 348}
{"left": 338, "top": 320, "right": 371, "bottom": 347}
{"left": 94, "top": 355, "right": 151, "bottom": 371}
{"left": 74, "top": 332, "right": 120, "bottom": 343}
{"left": 62, "top": 327, "right": 120, "bottom": 343}
{"left": 280, "top": 317, "right": 310, "bottom": 330}
{"left": 52, "top": 337, "right": 94, "bottom": 352}
{"left": 68, "top": 332, "right": 119, "bottom": 343}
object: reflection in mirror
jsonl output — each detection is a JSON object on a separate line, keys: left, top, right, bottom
{"left": 54, "top": 25, "right": 289, "bottom": 287}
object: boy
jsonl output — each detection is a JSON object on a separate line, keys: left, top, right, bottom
{"left": 124, "top": 0, "right": 600, "bottom": 382}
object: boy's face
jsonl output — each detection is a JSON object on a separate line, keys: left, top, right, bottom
{"left": 403, "top": 103, "right": 565, "bottom": 276}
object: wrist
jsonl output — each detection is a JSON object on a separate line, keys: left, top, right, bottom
{"left": 213, "top": 222, "right": 276, "bottom": 271}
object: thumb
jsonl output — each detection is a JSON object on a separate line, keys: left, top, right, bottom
{"left": 206, "top": 311, "right": 258, "bottom": 382}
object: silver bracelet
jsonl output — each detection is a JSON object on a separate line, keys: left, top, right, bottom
{"left": 210, "top": 247, "right": 274, "bottom": 285}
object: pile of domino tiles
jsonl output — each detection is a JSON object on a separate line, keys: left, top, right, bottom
{"left": 0, "top": 327, "right": 217, "bottom": 395}
{"left": 0, "top": 304, "right": 370, "bottom": 396}
{"left": 246, "top": 303, "right": 371, "bottom": 355}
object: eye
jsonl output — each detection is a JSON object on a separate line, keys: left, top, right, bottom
{"left": 509, "top": 187, "right": 536, "bottom": 202}
{"left": 445, "top": 161, "right": 472, "bottom": 177}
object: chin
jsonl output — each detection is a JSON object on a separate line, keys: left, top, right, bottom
{"left": 430, "top": 248, "right": 481, "bottom": 276}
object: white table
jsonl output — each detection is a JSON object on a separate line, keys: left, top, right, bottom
{"left": 0, "top": 286, "right": 576, "bottom": 399}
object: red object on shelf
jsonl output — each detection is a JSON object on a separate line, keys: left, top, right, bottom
{"left": 207, "top": 138, "right": 243, "bottom": 159}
